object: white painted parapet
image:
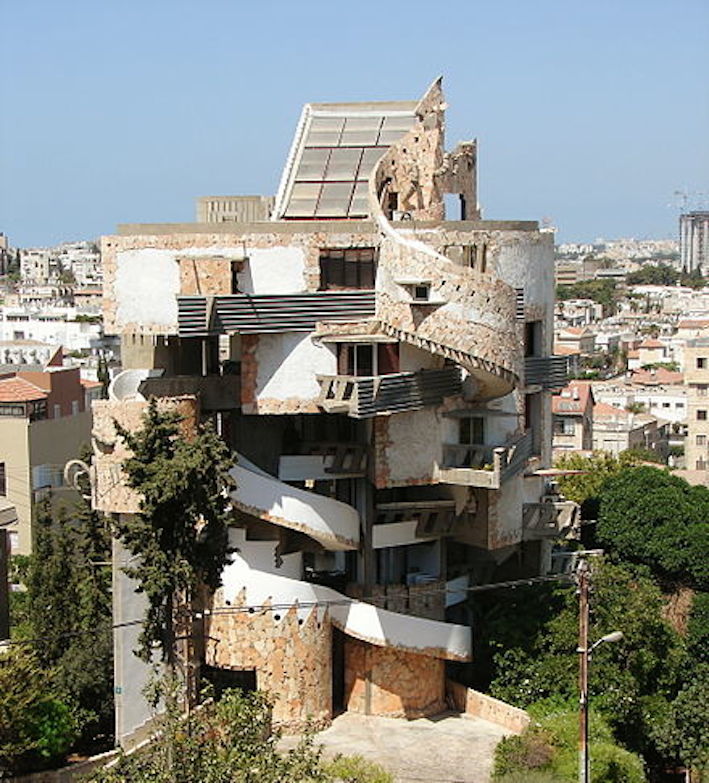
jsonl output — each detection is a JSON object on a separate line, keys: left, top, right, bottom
{"left": 219, "top": 553, "right": 471, "bottom": 662}
{"left": 231, "top": 453, "right": 360, "bottom": 550}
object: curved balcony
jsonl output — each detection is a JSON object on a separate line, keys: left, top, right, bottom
{"left": 231, "top": 453, "right": 359, "bottom": 551}
{"left": 217, "top": 556, "right": 471, "bottom": 662}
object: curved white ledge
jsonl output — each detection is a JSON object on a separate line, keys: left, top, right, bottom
{"left": 219, "top": 557, "right": 471, "bottom": 662}
{"left": 231, "top": 453, "right": 360, "bottom": 551}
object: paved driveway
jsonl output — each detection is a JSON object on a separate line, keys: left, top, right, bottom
{"left": 282, "top": 711, "right": 511, "bottom": 783}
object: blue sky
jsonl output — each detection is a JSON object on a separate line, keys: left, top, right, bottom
{"left": 1, "top": 0, "right": 707, "bottom": 248}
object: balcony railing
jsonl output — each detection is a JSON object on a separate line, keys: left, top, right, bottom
{"left": 316, "top": 366, "right": 462, "bottom": 418}
{"left": 524, "top": 355, "right": 568, "bottom": 390}
{"left": 177, "top": 291, "right": 376, "bottom": 336}
{"left": 138, "top": 374, "right": 240, "bottom": 411}
{"left": 438, "top": 430, "right": 533, "bottom": 488}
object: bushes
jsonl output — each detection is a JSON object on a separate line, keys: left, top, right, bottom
{"left": 493, "top": 708, "right": 645, "bottom": 783}
{"left": 86, "top": 687, "right": 392, "bottom": 783}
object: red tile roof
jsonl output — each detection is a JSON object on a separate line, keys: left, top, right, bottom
{"left": 639, "top": 339, "right": 664, "bottom": 349}
{"left": 630, "top": 368, "right": 683, "bottom": 385}
{"left": 552, "top": 381, "right": 593, "bottom": 415}
{"left": 0, "top": 376, "right": 48, "bottom": 403}
{"left": 80, "top": 379, "right": 103, "bottom": 389}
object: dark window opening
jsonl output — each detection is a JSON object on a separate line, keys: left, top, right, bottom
{"left": 377, "top": 343, "right": 400, "bottom": 375}
{"left": 413, "top": 284, "right": 430, "bottom": 301}
{"left": 525, "top": 321, "right": 543, "bottom": 358}
{"left": 0, "top": 463, "right": 6, "bottom": 496}
{"left": 201, "top": 665, "right": 256, "bottom": 700}
{"left": 459, "top": 417, "right": 484, "bottom": 445}
{"left": 338, "top": 343, "right": 374, "bottom": 376}
{"left": 230, "top": 261, "right": 241, "bottom": 294}
{"left": 319, "top": 248, "right": 377, "bottom": 290}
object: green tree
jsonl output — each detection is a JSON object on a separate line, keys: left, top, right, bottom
{"left": 0, "top": 649, "right": 78, "bottom": 776}
{"left": 626, "top": 263, "right": 679, "bottom": 286}
{"left": 489, "top": 561, "right": 685, "bottom": 764}
{"left": 22, "top": 495, "right": 114, "bottom": 744}
{"left": 554, "top": 451, "right": 644, "bottom": 519}
{"left": 113, "top": 400, "right": 236, "bottom": 662}
{"left": 596, "top": 467, "right": 709, "bottom": 590}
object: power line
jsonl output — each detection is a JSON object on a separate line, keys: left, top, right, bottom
{"left": 1, "top": 573, "right": 572, "bottom": 650}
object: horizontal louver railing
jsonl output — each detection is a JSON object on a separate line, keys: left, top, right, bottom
{"left": 524, "top": 355, "right": 568, "bottom": 390}
{"left": 177, "top": 291, "right": 376, "bottom": 336}
{"left": 318, "top": 366, "right": 462, "bottom": 418}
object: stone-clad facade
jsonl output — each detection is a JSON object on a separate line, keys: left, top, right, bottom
{"left": 96, "top": 79, "right": 566, "bottom": 745}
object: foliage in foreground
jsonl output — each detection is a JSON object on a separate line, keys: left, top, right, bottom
{"left": 2, "top": 493, "right": 113, "bottom": 776}
{"left": 113, "top": 399, "right": 236, "bottom": 662}
{"left": 0, "top": 649, "right": 78, "bottom": 776}
{"left": 596, "top": 466, "right": 709, "bottom": 591}
{"left": 85, "top": 687, "right": 392, "bottom": 783}
{"left": 493, "top": 707, "right": 644, "bottom": 783}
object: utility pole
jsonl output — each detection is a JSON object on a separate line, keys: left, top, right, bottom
{"left": 577, "top": 557, "right": 590, "bottom": 783}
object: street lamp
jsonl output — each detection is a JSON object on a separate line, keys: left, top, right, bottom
{"left": 577, "top": 560, "right": 624, "bottom": 783}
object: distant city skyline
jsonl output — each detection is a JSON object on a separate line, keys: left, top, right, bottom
{"left": 1, "top": 0, "right": 707, "bottom": 248}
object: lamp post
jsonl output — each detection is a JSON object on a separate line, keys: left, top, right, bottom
{"left": 577, "top": 558, "right": 623, "bottom": 783}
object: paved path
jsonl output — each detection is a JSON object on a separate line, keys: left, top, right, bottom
{"left": 282, "top": 711, "right": 511, "bottom": 783}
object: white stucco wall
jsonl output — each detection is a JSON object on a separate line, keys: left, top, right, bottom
{"left": 238, "top": 247, "right": 306, "bottom": 294}
{"left": 115, "top": 250, "right": 180, "bottom": 331}
{"left": 256, "top": 333, "right": 336, "bottom": 403}
{"left": 494, "top": 233, "right": 554, "bottom": 318}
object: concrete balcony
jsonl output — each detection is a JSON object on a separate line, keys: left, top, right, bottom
{"left": 316, "top": 366, "right": 462, "bottom": 418}
{"left": 138, "top": 374, "right": 240, "bottom": 411}
{"left": 524, "top": 355, "right": 568, "bottom": 390}
{"left": 438, "top": 430, "right": 533, "bottom": 488}
{"left": 375, "top": 499, "right": 458, "bottom": 539}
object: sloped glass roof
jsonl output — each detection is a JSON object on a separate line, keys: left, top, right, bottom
{"left": 275, "top": 101, "right": 416, "bottom": 220}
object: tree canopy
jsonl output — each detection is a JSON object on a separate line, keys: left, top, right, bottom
{"left": 597, "top": 466, "right": 709, "bottom": 591}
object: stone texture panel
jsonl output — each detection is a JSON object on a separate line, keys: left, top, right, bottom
{"left": 178, "top": 255, "right": 233, "bottom": 296}
{"left": 91, "top": 397, "right": 198, "bottom": 514}
{"left": 205, "top": 589, "right": 332, "bottom": 730}
{"left": 344, "top": 638, "right": 446, "bottom": 718}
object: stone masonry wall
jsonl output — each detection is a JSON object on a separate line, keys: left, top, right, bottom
{"left": 344, "top": 638, "right": 445, "bottom": 718}
{"left": 91, "top": 397, "right": 198, "bottom": 514}
{"left": 205, "top": 589, "right": 332, "bottom": 730}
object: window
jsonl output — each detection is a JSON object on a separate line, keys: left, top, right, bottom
{"left": 697, "top": 357, "right": 707, "bottom": 369}
{"left": 0, "top": 462, "right": 6, "bottom": 495}
{"left": 525, "top": 321, "right": 543, "bottom": 358}
{"left": 460, "top": 417, "right": 485, "bottom": 445}
{"left": 698, "top": 385, "right": 708, "bottom": 397}
{"left": 553, "top": 417, "right": 575, "bottom": 436}
{"left": 53, "top": 404, "right": 61, "bottom": 419}
{"left": 696, "top": 459, "right": 707, "bottom": 471}
{"left": 698, "top": 410, "right": 707, "bottom": 421}
{"left": 413, "top": 284, "right": 430, "bottom": 301}
{"left": 319, "top": 248, "right": 376, "bottom": 290}
{"left": 662, "top": 402, "right": 670, "bottom": 408}
{"left": 338, "top": 343, "right": 374, "bottom": 377}
{"left": 71, "top": 400, "right": 80, "bottom": 416}
{"left": 697, "top": 435, "right": 707, "bottom": 446}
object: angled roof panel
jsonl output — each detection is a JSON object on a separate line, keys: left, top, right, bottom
{"left": 274, "top": 98, "right": 418, "bottom": 220}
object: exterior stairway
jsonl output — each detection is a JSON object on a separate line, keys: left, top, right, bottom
{"left": 231, "top": 453, "right": 360, "bottom": 550}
